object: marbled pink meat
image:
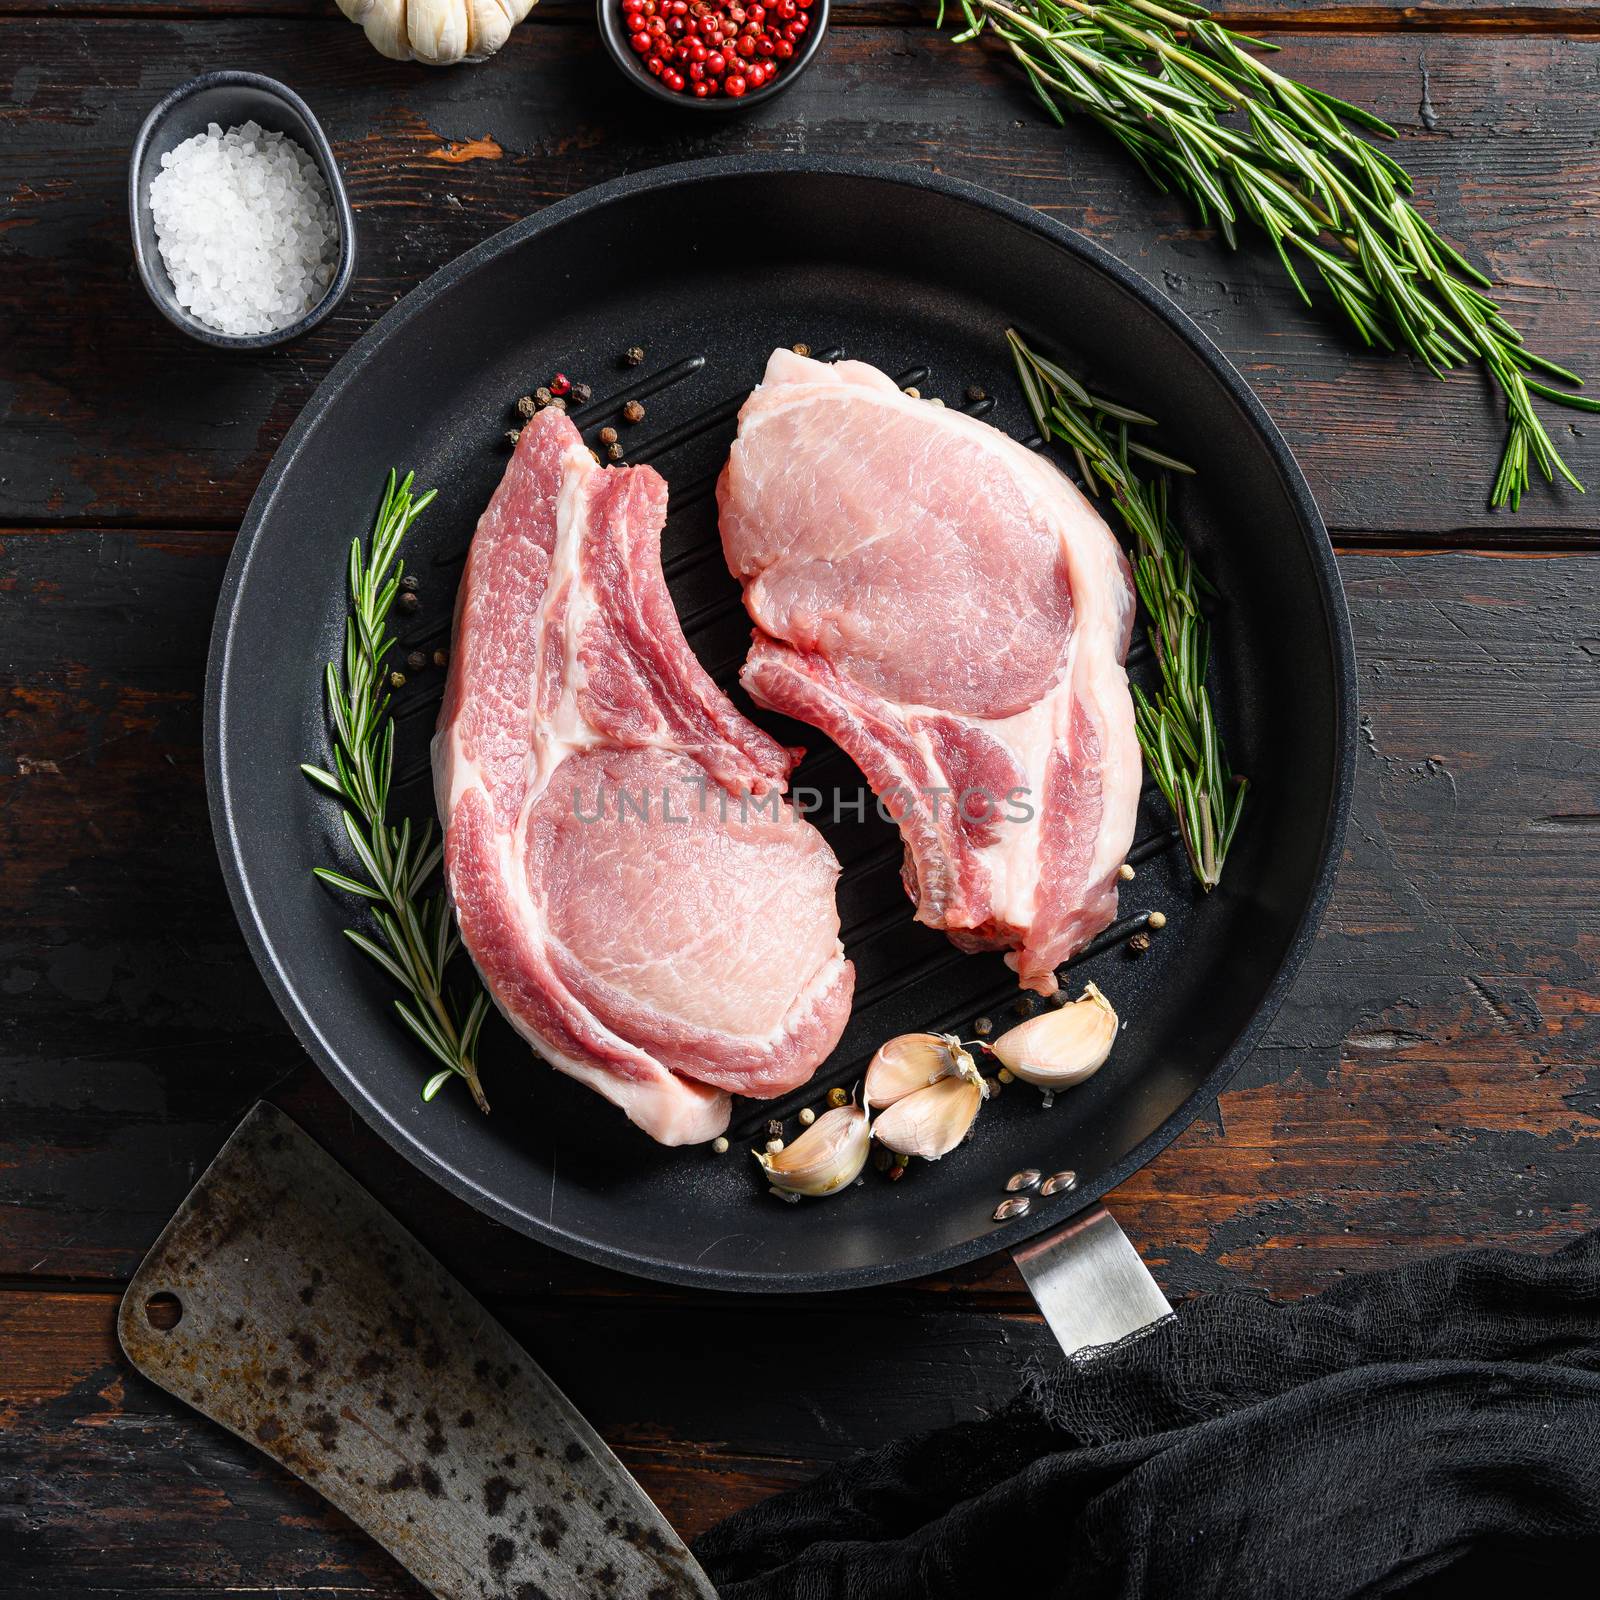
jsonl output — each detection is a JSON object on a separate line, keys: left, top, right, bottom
{"left": 719, "top": 350, "right": 1140, "bottom": 994}
{"left": 434, "top": 407, "right": 853, "bottom": 1144}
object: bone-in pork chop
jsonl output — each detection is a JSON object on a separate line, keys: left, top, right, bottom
{"left": 718, "top": 349, "right": 1140, "bottom": 994}
{"left": 434, "top": 406, "right": 853, "bottom": 1144}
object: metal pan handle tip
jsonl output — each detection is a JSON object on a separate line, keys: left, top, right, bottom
{"left": 1013, "top": 1206, "right": 1172, "bottom": 1358}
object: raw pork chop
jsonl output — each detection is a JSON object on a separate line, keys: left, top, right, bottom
{"left": 718, "top": 349, "right": 1140, "bottom": 995}
{"left": 434, "top": 406, "right": 854, "bottom": 1145}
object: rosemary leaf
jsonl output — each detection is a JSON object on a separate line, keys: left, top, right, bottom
{"left": 1009, "top": 328, "right": 1244, "bottom": 888}
{"left": 951, "top": 0, "right": 1591, "bottom": 510}
{"left": 306, "top": 472, "right": 490, "bottom": 1113}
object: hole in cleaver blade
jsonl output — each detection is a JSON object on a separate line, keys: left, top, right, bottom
{"left": 117, "top": 1102, "right": 717, "bottom": 1600}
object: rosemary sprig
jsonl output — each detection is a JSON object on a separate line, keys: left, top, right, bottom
{"left": 944, "top": 0, "right": 1600, "bottom": 510}
{"left": 1008, "top": 328, "right": 1245, "bottom": 888}
{"left": 301, "top": 471, "right": 491, "bottom": 1112}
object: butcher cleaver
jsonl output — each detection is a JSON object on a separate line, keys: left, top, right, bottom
{"left": 118, "top": 1102, "right": 717, "bottom": 1600}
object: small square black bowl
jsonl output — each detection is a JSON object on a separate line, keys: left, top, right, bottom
{"left": 596, "top": 0, "right": 830, "bottom": 111}
{"left": 128, "top": 71, "right": 356, "bottom": 351}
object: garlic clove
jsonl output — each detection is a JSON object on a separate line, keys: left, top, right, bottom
{"left": 989, "top": 982, "right": 1118, "bottom": 1093}
{"left": 337, "top": 0, "right": 411, "bottom": 61}
{"left": 872, "top": 1074, "right": 985, "bottom": 1161}
{"left": 408, "top": 0, "right": 471, "bottom": 63}
{"left": 864, "top": 1032, "right": 971, "bottom": 1110}
{"left": 755, "top": 1105, "right": 872, "bottom": 1198}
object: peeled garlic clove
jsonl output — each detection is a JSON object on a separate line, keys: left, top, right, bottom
{"left": 755, "top": 1105, "right": 871, "bottom": 1198}
{"left": 865, "top": 1032, "right": 968, "bottom": 1110}
{"left": 990, "top": 982, "right": 1118, "bottom": 1092}
{"left": 872, "top": 1074, "right": 985, "bottom": 1161}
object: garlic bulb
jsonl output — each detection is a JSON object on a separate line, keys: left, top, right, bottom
{"left": 864, "top": 1032, "right": 971, "bottom": 1110}
{"left": 336, "top": 0, "right": 538, "bottom": 65}
{"left": 756, "top": 1105, "right": 872, "bottom": 1198}
{"left": 990, "top": 983, "right": 1118, "bottom": 1095}
{"left": 872, "top": 1072, "right": 986, "bottom": 1161}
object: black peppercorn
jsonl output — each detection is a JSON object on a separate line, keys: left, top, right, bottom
{"left": 607, "top": 442, "right": 623, "bottom": 461}
{"left": 432, "top": 649, "right": 449, "bottom": 668}
{"left": 407, "top": 650, "right": 427, "bottom": 672}
{"left": 1127, "top": 932, "right": 1152, "bottom": 956}
{"left": 624, "top": 346, "right": 645, "bottom": 367}
{"left": 398, "top": 591, "right": 420, "bottom": 613}
{"left": 547, "top": 396, "right": 567, "bottom": 413}
{"left": 534, "top": 386, "right": 552, "bottom": 407}
{"left": 516, "top": 394, "right": 537, "bottom": 420}
{"left": 964, "top": 384, "right": 987, "bottom": 403}
{"left": 400, "top": 575, "right": 421, "bottom": 592}
{"left": 571, "top": 382, "right": 592, "bottom": 405}
{"left": 622, "top": 400, "right": 645, "bottom": 424}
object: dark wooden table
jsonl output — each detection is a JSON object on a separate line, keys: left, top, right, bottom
{"left": 4, "top": 1, "right": 1599, "bottom": 1592}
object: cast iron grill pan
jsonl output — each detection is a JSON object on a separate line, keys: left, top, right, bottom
{"left": 207, "top": 158, "right": 1355, "bottom": 1293}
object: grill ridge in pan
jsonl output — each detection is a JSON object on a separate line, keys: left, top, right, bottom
{"left": 205, "top": 157, "right": 1356, "bottom": 1293}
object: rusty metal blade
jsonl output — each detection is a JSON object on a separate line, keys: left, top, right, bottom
{"left": 118, "top": 1103, "right": 717, "bottom": 1600}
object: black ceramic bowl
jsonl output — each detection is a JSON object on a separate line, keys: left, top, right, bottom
{"left": 596, "top": 0, "right": 829, "bottom": 110}
{"left": 128, "top": 71, "right": 355, "bottom": 351}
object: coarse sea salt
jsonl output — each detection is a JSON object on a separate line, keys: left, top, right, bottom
{"left": 149, "top": 120, "right": 338, "bottom": 339}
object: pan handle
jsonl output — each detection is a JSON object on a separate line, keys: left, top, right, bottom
{"left": 1012, "top": 1205, "right": 1172, "bottom": 1357}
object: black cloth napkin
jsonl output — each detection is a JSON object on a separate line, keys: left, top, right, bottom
{"left": 695, "top": 1231, "right": 1600, "bottom": 1598}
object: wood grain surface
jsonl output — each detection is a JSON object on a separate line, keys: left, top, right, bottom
{"left": 3, "top": 0, "right": 1599, "bottom": 1592}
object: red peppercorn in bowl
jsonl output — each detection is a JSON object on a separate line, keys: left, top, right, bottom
{"left": 597, "top": 0, "right": 829, "bottom": 109}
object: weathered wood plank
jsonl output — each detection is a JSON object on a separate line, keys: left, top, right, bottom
{"left": 2, "top": 22, "right": 1597, "bottom": 534}
{"left": 0, "top": 0, "right": 1594, "bottom": 22}
{"left": 3, "top": 533, "right": 1598, "bottom": 1305}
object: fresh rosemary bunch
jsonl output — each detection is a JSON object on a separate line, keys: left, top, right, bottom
{"left": 945, "top": 0, "right": 1600, "bottom": 510}
{"left": 301, "top": 470, "right": 491, "bottom": 1112}
{"left": 1008, "top": 328, "right": 1245, "bottom": 888}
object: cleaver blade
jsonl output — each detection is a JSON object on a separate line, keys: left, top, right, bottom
{"left": 118, "top": 1101, "right": 717, "bottom": 1600}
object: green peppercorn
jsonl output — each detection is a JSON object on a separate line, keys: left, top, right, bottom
{"left": 607, "top": 442, "right": 623, "bottom": 461}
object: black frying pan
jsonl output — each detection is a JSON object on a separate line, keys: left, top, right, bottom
{"left": 205, "top": 157, "right": 1356, "bottom": 1297}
